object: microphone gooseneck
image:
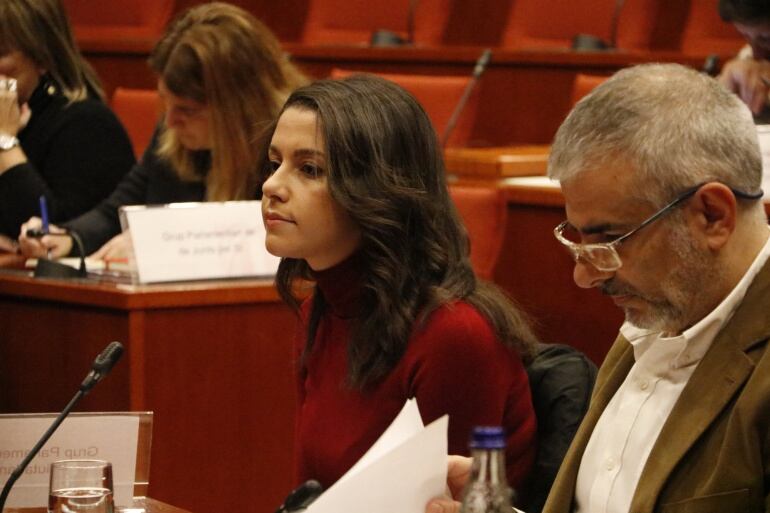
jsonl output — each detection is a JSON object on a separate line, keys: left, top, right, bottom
{"left": 608, "top": 0, "right": 627, "bottom": 49}
{"left": 0, "top": 341, "right": 125, "bottom": 512}
{"left": 406, "top": 0, "right": 418, "bottom": 45}
{"left": 441, "top": 48, "right": 492, "bottom": 147}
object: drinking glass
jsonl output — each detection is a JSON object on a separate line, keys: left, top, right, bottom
{"left": 49, "top": 460, "right": 114, "bottom": 513}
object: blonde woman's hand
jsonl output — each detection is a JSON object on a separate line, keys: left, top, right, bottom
{"left": 90, "top": 231, "right": 133, "bottom": 262}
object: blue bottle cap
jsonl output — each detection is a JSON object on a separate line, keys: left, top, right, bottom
{"left": 469, "top": 426, "right": 506, "bottom": 449}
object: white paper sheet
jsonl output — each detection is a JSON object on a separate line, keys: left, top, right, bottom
{"left": 338, "top": 398, "right": 425, "bottom": 483}
{"left": 305, "top": 399, "right": 447, "bottom": 513}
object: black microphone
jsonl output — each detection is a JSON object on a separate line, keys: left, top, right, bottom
{"left": 81, "top": 341, "right": 125, "bottom": 393}
{"left": 0, "top": 341, "right": 125, "bottom": 512}
{"left": 441, "top": 48, "right": 492, "bottom": 147}
{"left": 274, "top": 480, "right": 324, "bottom": 513}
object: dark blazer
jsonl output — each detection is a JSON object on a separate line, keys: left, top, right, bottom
{"left": 64, "top": 128, "right": 208, "bottom": 254}
{"left": 0, "top": 77, "right": 134, "bottom": 237}
{"left": 543, "top": 258, "right": 770, "bottom": 513}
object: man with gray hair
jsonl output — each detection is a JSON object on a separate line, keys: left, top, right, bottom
{"left": 426, "top": 63, "right": 770, "bottom": 513}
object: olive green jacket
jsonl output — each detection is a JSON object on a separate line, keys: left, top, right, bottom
{"left": 542, "top": 261, "right": 770, "bottom": 513}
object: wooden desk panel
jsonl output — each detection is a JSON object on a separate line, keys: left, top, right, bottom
{"left": 493, "top": 194, "right": 623, "bottom": 365}
{"left": 6, "top": 496, "right": 192, "bottom": 513}
{"left": 445, "top": 145, "right": 549, "bottom": 178}
{"left": 0, "top": 274, "right": 297, "bottom": 513}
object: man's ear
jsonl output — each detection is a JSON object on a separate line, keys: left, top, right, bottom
{"left": 688, "top": 182, "right": 737, "bottom": 250}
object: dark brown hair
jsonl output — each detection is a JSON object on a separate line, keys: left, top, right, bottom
{"left": 719, "top": 0, "right": 770, "bottom": 23}
{"left": 260, "top": 75, "right": 537, "bottom": 389}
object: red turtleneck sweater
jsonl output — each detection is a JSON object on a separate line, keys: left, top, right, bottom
{"left": 294, "top": 255, "right": 536, "bottom": 491}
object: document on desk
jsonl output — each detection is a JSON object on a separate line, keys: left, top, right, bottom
{"left": 307, "top": 399, "right": 448, "bottom": 513}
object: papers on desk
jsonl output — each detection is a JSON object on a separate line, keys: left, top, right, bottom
{"left": 25, "top": 257, "right": 130, "bottom": 272}
{"left": 501, "top": 175, "right": 561, "bottom": 189}
{"left": 120, "top": 201, "right": 279, "bottom": 283}
{"left": 307, "top": 399, "right": 448, "bottom": 513}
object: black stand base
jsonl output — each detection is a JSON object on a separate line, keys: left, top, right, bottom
{"left": 370, "top": 30, "right": 408, "bottom": 47}
{"left": 34, "top": 258, "right": 86, "bottom": 279}
{"left": 572, "top": 34, "right": 611, "bottom": 51}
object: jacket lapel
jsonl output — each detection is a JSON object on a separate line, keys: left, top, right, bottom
{"left": 628, "top": 259, "right": 770, "bottom": 513}
{"left": 543, "top": 338, "right": 635, "bottom": 513}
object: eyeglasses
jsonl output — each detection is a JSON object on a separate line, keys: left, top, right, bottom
{"left": 553, "top": 183, "right": 764, "bottom": 272}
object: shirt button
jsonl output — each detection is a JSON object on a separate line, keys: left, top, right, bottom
{"left": 639, "top": 379, "right": 649, "bottom": 390}
{"left": 605, "top": 457, "right": 615, "bottom": 471}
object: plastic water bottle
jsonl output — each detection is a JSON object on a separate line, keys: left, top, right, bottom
{"left": 459, "top": 426, "right": 514, "bottom": 513}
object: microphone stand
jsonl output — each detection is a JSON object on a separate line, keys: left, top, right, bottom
{"left": 441, "top": 48, "right": 492, "bottom": 147}
{"left": 608, "top": 0, "right": 627, "bottom": 49}
{"left": 406, "top": 0, "right": 418, "bottom": 45}
{"left": 0, "top": 391, "right": 85, "bottom": 511}
{"left": 0, "top": 341, "right": 123, "bottom": 512}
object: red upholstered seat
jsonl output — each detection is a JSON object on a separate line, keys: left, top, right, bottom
{"left": 110, "top": 87, "right": 161, "bottom": 159}
{"left": 331, "top": 69, "right": 478, "bottom": 147}
{"left": 301, "top": 0, "right": 451, "bottom": 45}
{"left": 62, "top": 0, "right": 173, "bottom": 51}
{"left": 570, "top": 73, "right": 609, "bottom": 108}
{"left": 500, "top": 0, "right": 660, "bottom": 50}
{"left": 449, "top": 185, "right": 508, "bottom": 281}
{"left": 678, "top": 1, "right": 744, "bottom": 55}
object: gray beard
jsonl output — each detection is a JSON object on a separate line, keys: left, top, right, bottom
{"left": 601, "top": 220, "right": 719, "bottom": 334}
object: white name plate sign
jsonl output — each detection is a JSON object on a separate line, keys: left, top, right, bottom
{"left": 0, "top": 413, "right": 141, "bottom": 507}
{"left": 121, "top": 200, "right": 280, "bottom": 283}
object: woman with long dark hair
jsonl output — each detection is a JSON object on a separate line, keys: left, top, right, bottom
{"left": 260, "top": 74, "right": 538, "bottom": 490}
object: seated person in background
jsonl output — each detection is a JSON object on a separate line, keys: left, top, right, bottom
{"left": 718, "top": 0, "right": 770, "bottom": 115}
{"left": 428, "top": 63, "right": 770, "bottom": 513}
{"left": 19, "top": 1, "right": 307, "bottom": 260}
{"left": 0, "top": 0, "right": 134, "bottom": 244}
{"left": 260, "top": 74, "right": 538, "bottom": 492}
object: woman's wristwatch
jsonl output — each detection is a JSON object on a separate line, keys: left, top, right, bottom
{"left": 0, "top": 134, "right": 19, "bottom": 151}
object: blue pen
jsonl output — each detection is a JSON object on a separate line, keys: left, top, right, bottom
{"left": 39, "top": 196, "right": 50, "bottom": 234}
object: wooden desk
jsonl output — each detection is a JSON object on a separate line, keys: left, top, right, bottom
{"left": 445, "top": 145, "right": 549, "bottom": 178}
{"left": 0, "top": 274, "right": 298, "bottom": 513}
{"left": 6, "top": 496, "right": 191, "bottom": 513}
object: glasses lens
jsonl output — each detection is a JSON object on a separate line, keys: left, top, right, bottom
{"left": 558, "top": 223, "right": 581, "bottom": 244}
{"left": 554, "top": 221, "right": 622, "bottom": 271}
{"left": 583, "top": 245, "right": 621, "bottom": 272}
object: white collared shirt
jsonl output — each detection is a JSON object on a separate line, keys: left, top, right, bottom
{"left": 573, "top": 230, "right": 770, "bottom": 513}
